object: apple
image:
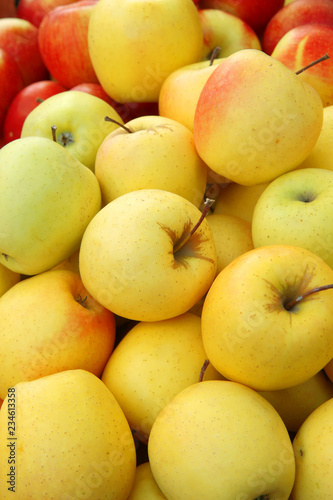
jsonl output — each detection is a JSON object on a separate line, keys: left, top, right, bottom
{"left": 17, "top": 0, "right": 80, "bottom": 28}
{"left": 21, "top": 90, "right": 124, "bottom": 171}
{"left": 88, "top": 0, "right": 204, "bottom": 103}
{"left": 0, "top": 263, "right": 20, "bottom": 298}
{"left": 94, "top": 115, "right": 208, "bottom": 208}
{"left": 291, "top": 397, "right": 333, "bottom": 499}
{"left": 51, "top": 247, "right": 80, "bottom": 274}
{"left": 0, "top": 1, "right": 16, "bottom": 18}
{"left": 101, "top": 312, "right": 223, "bottom": 441}
{"left": 199, "top": 8, "right": 261, "bottom": 61}
{"left": 262, "top": 0, "right": 333, "bottom": 55}
{"left": 148, "top": 380, "right": 295, "bottom": 500}
{"left": 199, "top": 0, "right": 285, "bottom": 35}
{"left": 128, "top": 462, "right": 167, "bottom": 500}
{"left": 0, "top": 369, "right": 137, "bottom": 499}
{"left": 324, "top": 358, "right": 333, "bottom": 382}
{"left": 0, "top": 17, "right": 48, "bottom": 86}
{"left": 251, "top": 168, "right": 333, "bottom": 269}
{"left": 0, "top": 48, "right": 24, "bottom": 136}
{"left": 79, "top": 189, "right": 217, "bottom": 322}
{"left": 0, "top": 269, "right": 116, "bottom": 400}
{"left": 193, "top": 48, "right": 324, "bottom": 186}
{"left": 3, "top": 79, "right": 67, "bottom": 144}
{"left": 38, "top": 0, "right": 99, "bottom": 89}
{"left": 0, "top": 136, "right": 101, "bottom": 275}
{"left": 201, "top": 244, "right": 333, "bottom": 391}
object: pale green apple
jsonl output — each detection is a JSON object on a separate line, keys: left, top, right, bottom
{"left": 127, "top": 462, "right": 167, "bottom": 500}
{"left": 0, "top": 269, "right": 116, "bottom": 400}
{"left": 88, "top": 0, "right": 203, "bottom": 103}
{"left": 148, "top": 380, "right": 295, "bottom": 500}
{"left": 95, "top": 115, "right": 207, "bottom": 207}
{"left": 0, "top": 137, "right": 101, "bottom": 275}
{"left": 21, "top": 90, "right": 124, "bottom": 171}
{"left": 79, "top": 189, "right": 217, "bottom": 322}
{"left": 0, "top": 369, "right": 137, "bottom": 499}
{"left": 252, "top": 168, "right": 333, "bottom": 269}
{"left": 194, "top": 48, "right": 323, "bottom": 185}
{"left": 201, "top": 245, "right": 333, "bottom": 391}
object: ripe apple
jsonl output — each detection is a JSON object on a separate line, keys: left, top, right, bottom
{"left": 291, "top": 397, "right": 333, "bottom": 499}
{"left": 88, "top": 0, "right": 204, "bottom": 102}
{"left": 0, "top": 269, "right": 116, "bottom": 400}
{"left": 0, "top": 47, "right": 24, "bottom": 136}
{"left": 102, "top": 312, "right": 223, "bottom": 441}
{"left": 148, "top": 380, "right": 295, "bottom": 500}
{"left": 0, "top": 17, "right": 48, "bottom": 86}
{"left": 262, "top": 0, "right": 333, "bottom": 55}
{"left": 128, "top": 462, "right": 167, "bottom": 500}
{"left": 0, "top": 369, "right": 137, "bottom": 499}
{"left": 0, "top": 0, "right": 16, "bottom": 18}
{"left": 199, "top": 8, "right": 261, "bottom": 61}
{"left": 21, "top": 90, "right": 124, "bottom": 171}
{"left": 0, "top": 263, "right": 20, "bottom": 298}
{"left": 17, "top": 0, "right": 79, "bottom": 28}
{"left": 0, "top": 136, "right": 101, "bottom": 275}
{"left": 252, "top": 168, "right": 333, "bottom": 269}
{"left": 38, "top": 0, "right": 99, "bottom": 88}
{"left": 94, "top": 115, "right": 208, "bottom": 208}
{"left": 79, "top": 189, "right": 217, "bottom": 322}
{"left": 3, "top": 79, "right": 67, "bottom": 144}
{"left": 201, "top": 245, "right": 333, "bottom": 391}
{"left": 193, "top": 48, "right": 323, "bottom": 186}
{"left": 324, "top": 358, "right": 333, "bottom": 382}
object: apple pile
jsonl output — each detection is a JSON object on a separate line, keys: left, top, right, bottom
{"left": 0, "top": 0, "right": 333, "bottom": 498}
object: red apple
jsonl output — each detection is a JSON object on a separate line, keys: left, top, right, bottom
{"left": 38, "top": 0, "right": 99, "bottom": 88}
{"left": 70, "top": 82, "right": 117, "bottom": 106}
{"left": 0, "top": 0, "right": 16, "bottom": 18}
{"left": 17, "top": 0, "right": 79, "bottom": 28}
{"left": 262, "top": 0, "right": 333, "bottom": 55}
{"left": 3, "top": 79, "right": 67, "bottom": 144}
{"left": 0, "top": 17, "right": 49, "bottom": 86}
{"left": 199, "top": 0, "right": 285, "bottom": 35}
{"left": 0, "top": 48, "right": 24, "bottom": 137}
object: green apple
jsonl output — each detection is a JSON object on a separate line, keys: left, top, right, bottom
{"left": 201, "top": 244, "right": 333, "bottom": 391}
{"left": 148, "top": 380, "right": 295, "bottom": 500}
{"left": 291, "top": 397, "right": 333, "bottom": 499}
{"left": 0, "top": 136, "right": 101, "bottom": 275}
{"left": 0, "top": 269, "right": 116, "bottom": 400}
{"left": 102, "top": 312, "right": 223, "bottom": 441}
{"left": 88, "top": 0, "right": 203, "bottom": 103}
{"left": 193, "top": 48, "right": 323, "bottom": 185}
{"left": 127, "top": 462, "right": 167, "bottom": 500}
{"left": 252, "top": 167, "right": 333, "bottom": 269}
{"left": 79, "top": 189, "right": 217, "bottom": 322}
{"left": 95, "top": 115, "right": 207, "bottom": 208}
{"left": 21, "top": 90, "right": 124, "bottom": 171}
{"left": 0, "top": 369, "right": 136, "bottom": 499}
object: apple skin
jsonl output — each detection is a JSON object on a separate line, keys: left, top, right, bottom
{"left": 38, "top": 0, "right": 99, "bottom": 89}
{"left": 79, "top": 189, "right": 217, "bottom": 322}
{"left": 201, "top": 245, "right": 333, "bottom": 391}
{"left": 0, "top": 263, "right": 20, "bottom": 298}
{"left": 128, "top": 462, "right": 167, "bottom": 500}
{"left": 148, "top": 380, "right": 295, "bottom": 500}
{"left": 262, "top": 0, "right": 333, "bottom": 55}
{"left": 0, "top": 269, "right": 116, "bottom": 400}
{"left": 252, "top": 168, "right": 333, "bottom": 269}
{"left": 0, "top": 17, "right": 48, "bottom": 86}
{"left": 0, "top": 48, "right": 24, "bottom": 136}
{"left": 3, "top": 79, "right": 67, "bottom": 144}
{"left": 94, "top": 115, "right": 208, "bottom": 208}
{"left": 17, "top": 0, "right": 80, "bottom": 28}
{"left": 0, "top": 0, "right": 16, "bottom": 18}
{"left": 324, "top": 358, "right": 333, "bottom": 382}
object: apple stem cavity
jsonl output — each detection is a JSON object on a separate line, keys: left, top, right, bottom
{"left": 173, "top": 197, "right": 215, "bottom": 254}
{"left": 199, "top": 359, "right": 210, "bottom": 382}
{"left": 284, "top": 283, "right": 333, "bottom": 311}
{"left": 210, "top": 46, "right": 221, "bottom": 66}
{"left": 75, "top": 294, "right": 88, "bottom": 308}
{"left": 295, "top": 53, "right": 329, "bottom": 75}
{"left": 105, "top": 116, "right": 133, "bottom": 133}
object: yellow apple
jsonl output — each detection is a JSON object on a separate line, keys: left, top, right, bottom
{"left": 252, "top": 168, "right": 333, "bottom": 269}
{"left": 201, "top": 245, "right": 333, "bottom": 391}
{"left": 193, "top": 48, "right": 323, "bottom": 185}
{"left": 291, "top": 397, "right": 333, "bottom": 499}
{"left": 51, "top": 247, "right": 80, "bottom": 274}
{"left": 127, "top": 462, "right": 167, "bottom": 500}
{"left": 148, "top": 380, "right": 295, "bottom": 500}
{"left": 0, "top": 369, "right": 137, "bottom": 499}
{"left": 21, "top": 90, "right": 123, "bottom": 171}
{"left": 102, "top": 312, "right": 223, "bottom": 441}
{"left": 0, "top": 269, "right": 116, "bottom": 400}
{"left": 324, "top": 358, "right": 333, "bottom": 382}
{"left": 0, "top": 263, "right": 20, "bottom": 298}
{"left": 88, "top": 0, "right": 203, "bottom": 103}
{"left": 94, "top": 115, "right": 207, "bottom": 208}
{"left": 79, "top": 189, "right": 217, "bottom": 322}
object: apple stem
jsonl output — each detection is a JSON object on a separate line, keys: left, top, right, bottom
{"left": 51, "top": 125, "right": 57, "bottom": 142}
{"left": 210, "top": 46, "right": 221, "bottom": 66}
{"left": 36, "top": 97, "right": 44, "bottom": 104}
{"left": 284, "top": 283, "right": 333, "bottom": 311}
{"left": 295, "top": 53, "right": 329, "bottom": 75}
{"left": 105, "top": 116, "right": 133, "bottom": 133}
{"left": 199, "top": 359, "right": 210, "bottom": 382}
{"left": 173, "top": 197, "right": 215, "bottom": 254}
{"left": 132, "top": 429, "right": 148, "bottom": 446}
